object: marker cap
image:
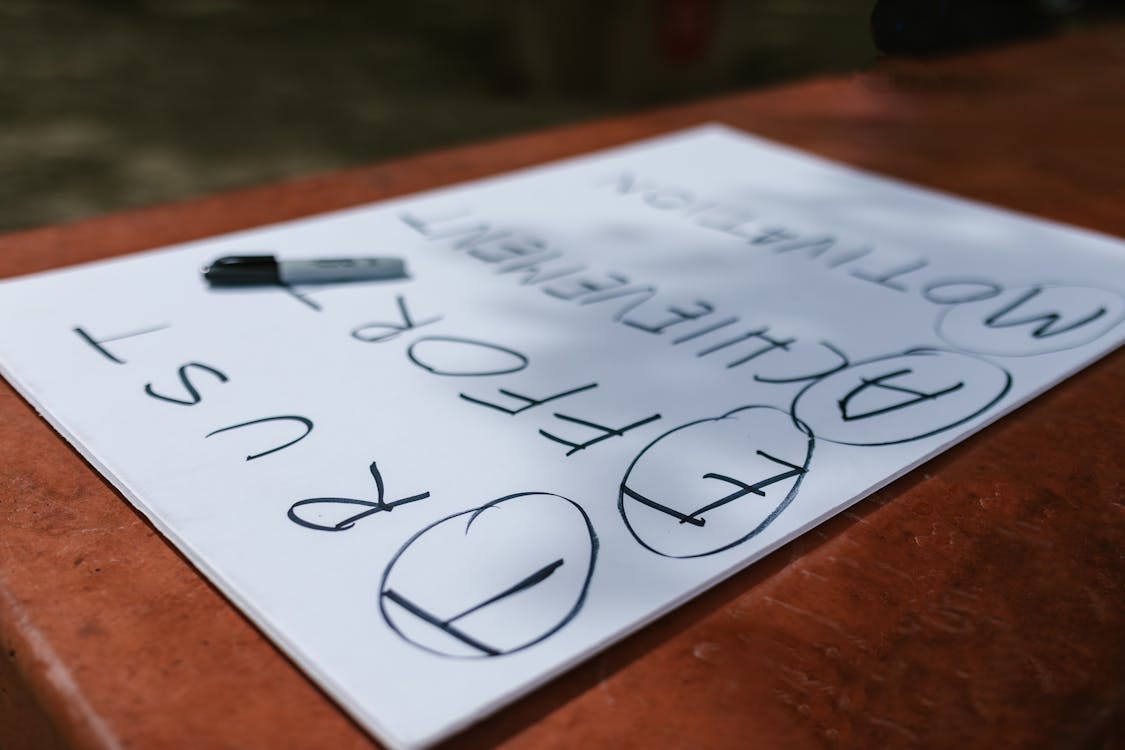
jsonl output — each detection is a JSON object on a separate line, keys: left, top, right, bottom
{"left": 202, "top": 255, "right": 281, "bottom": 286}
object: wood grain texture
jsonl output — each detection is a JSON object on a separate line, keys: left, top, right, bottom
{"left": 1, "top": 26, "right": 1123, "bottom": 750}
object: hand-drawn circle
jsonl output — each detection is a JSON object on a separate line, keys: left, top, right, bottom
{"left": 407, "top": 335, "right": 530, "bottom": 377}
{"left": 379, "top": 492, "right": 597, "bottom": 658}
{"left": 936, "top": 284, "right": 1125, "bottom": 357}
{"left": 791, "top": 348, "right": 1011, "bottom": 446}
{"left": 619, "top": 405, "right": 814, "bottom": 559}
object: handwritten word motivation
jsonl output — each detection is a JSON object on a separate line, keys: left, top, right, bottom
{"left": 601, "top": 173, "right": 967, "bottom": 299}
{"left": 600, "top": 173, "right": 1125, "bottom": 353}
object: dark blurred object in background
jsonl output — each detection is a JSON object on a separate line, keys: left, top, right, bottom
{"left": 871, "top": 0, "right": 1120, "bottom": 55}
{"left": 872, "top": 0, "right": 1055, "bottom": 55}
{"left": 506, "top": 0, "right": 875, "bottom": 100}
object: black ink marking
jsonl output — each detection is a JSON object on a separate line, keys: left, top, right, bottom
{"left": 287, "top": 461, "right": 430, "bottom": 532}
{"left": 288, "top": 495, "right": 430, "bottom": 531}
{"left": 621, "top": 485, "right": 705, "bottom": 527}
{"left": 382, "top": 589, "right": 500, "bottom": 656}
{"left": 539, "top": 412, "right": 662, "bottom": 456}
{"left": 747, "top": 227, "right": 797, "bottom": 246}
{"left": 468, "top": 235, "right": 548, "bottom": 264}
{"left": 697, "top": 331, "right": 757, "bottom": 356}
{"left": 695, "top": 472, "right": 768, "bottom": 507}
{"left": 495, "top": 251, "right": 563, "bottom": 276}
{"left": 602, "top": 172, "right": 652, "bottom": 195}
{"left": 488, "top": 247, "right": 584, "bottom": 285}
{"left": 444, "top": 559, "right": 565, "bottom": 625}
{"left": 399, "top": 207, "right": 474, "bottom": 236}
{"left": 935, "top": 283, "right": 1125, "bottom": 357}
{"left": 697, "top": 328, "right": 784, "bottom": 358}
{"left": 283, "top": 285, "right": 322, "bottom": 311}
{"left": 753, "top": 341, "right": 850, "bottom": 384}
{"left": 73, "top": 324, "right": 168, "bottom": 364}
{"left": 679, "top": 451, "right": 807, "bottom": 525}
{"left": 823, "top": 246, "right": 873, "bottom": 269}
{"left": 379, "top": 492, "right": 598, "bottom": 658}
{"left": 205, "top": 415, "right": 314, "bottom": 461}
{"left": 922, "top": 279, "right": 1004, "bottom": 305}
{"left": 437, "top": 222, "right": 505, "bottom": 246}
{"left": 619, "top": 405, "right": 815, "bottom": 559}
{"left": 454, "top": 228, "right": 511, "bottom": 252}
{"left": 351, "top": 296, "right": 443, "bottom": 343}
{"left": 399, "top": 209, "right": 488, "bottom": 241}
{"left": 543, "top": 272, "right": 630, "bottom": 301}
{"left": 694, "top": 209, "right": 757, "bottom": 239}
{"left": 407, "top": 336, "right": 530, "bottom": 377}
{"left": 144, "top": 362, "right": 229, "bottom": 406}
{"left": 791, "top": 348, "right": 1013, "bottom": 447}
{"left": 984, "top": 286, "right": 1108, "bottom": 338}
{"left": 577, "top": 286, "right": 657, "bottom": 322}
{"left": 460, "top": 383, "right": 597, "bottom": 416}
{"left": 849, "top": 259, "right": 930, "bottom": 292}
{"left": 518, "top": 265, "right": 586, "bottom": 287}
{"left": 837, "top": 368, "right": 965, "bottom": 421}
{"left": 773, "top": 236, "right": 835, "bottom": 259}
{"left": 622, "top": 301, "right": 714, "bottom": 334}
{"left": 671, "top": 317, "right": 739, "bottom": 344}
{"left": 724, "top": 329, "right": 795, "bottom": 369}
{"left": 621, "top": 449, "right": 807, "bottom": 529}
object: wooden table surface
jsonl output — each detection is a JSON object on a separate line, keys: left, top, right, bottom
{"left": 2, "top": 26, "right": 1123, "bottom": 750}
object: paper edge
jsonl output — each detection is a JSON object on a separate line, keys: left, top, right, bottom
{"left": 1, "top": 123, "right": 1123, "bottom": 749}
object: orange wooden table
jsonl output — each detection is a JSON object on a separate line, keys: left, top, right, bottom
{"left": 2, "top": 27, "right": 1123, "bottom": 750}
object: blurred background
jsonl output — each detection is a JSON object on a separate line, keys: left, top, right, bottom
{"left": 1, "top": 0, "right": 1122, "bottom": 233}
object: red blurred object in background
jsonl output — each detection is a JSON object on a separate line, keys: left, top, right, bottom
{"left": 657, "top": 0, "right": 718, "bottom": 63}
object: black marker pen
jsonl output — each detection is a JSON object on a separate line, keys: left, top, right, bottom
{"left": 202, "top": 255, "right": 407, "bottom": 286}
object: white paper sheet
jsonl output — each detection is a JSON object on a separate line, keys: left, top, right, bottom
{"left": 1, "top": 125, "right": 1122, "bottom": 749}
